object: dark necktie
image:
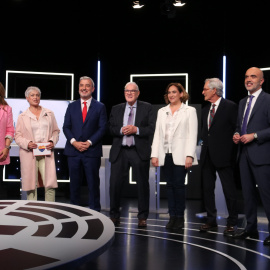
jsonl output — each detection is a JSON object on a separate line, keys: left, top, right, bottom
{"left": 241, "top": 95, "right": 254, "bottom": 135}
{"left": 208, "top": 104, "right": 216, "bottom": 128}
{"left": 82, "top": 101, "right": 87, "bottom": 122}
{"left": 126, "top": 106, "right": 134, "bottom": 146}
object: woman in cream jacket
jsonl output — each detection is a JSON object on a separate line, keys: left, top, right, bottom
{"left": 151, "top": 82, "right": 198, "bottom": 230}
{"left": 15, "top": 86, "right": 60, "bottom": 201}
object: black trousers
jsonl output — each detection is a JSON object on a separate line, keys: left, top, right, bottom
{"left": 109, "top": 147, "right": 150, "bottom": 219}
{"left": 201, "top": 151, "right": 238, "bottom": 226}
{"left": 239, "top": 147, "right": 270, "bottom": 233}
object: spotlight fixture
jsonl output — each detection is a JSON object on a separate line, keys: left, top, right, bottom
{"left": 173, "top": 0, "right": 186, "bottom": 7}
{"left": 133, "top": 1, "right": 144, "bottom": 9}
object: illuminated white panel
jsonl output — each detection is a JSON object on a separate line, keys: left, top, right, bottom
{"left": 5, "top": 70, "right": 74, "bottom": 100}
{"left": 223, "top": 55, "right": 226, "bottom": 98}
{"left": 97, "top": 61, "right": 101, "bottom": 101}
{"left": 130, "top": 73, "right": 189, "bottom": 185}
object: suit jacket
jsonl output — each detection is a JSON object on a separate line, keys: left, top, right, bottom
{"left": 109, "top": 100, "right": 155, "bottom": 163}
{"left": 235, "top": 91, "right": 270, "bottom": 165}
{"left": 151, "top": 104, "right": 198, "bottom": 167}
{"left": 200, "top": 98, "right": 238, "bottom": 168}
{"left": 0, "top": 105, "right": 14, "bottom": 165}
{"left": 63, "top": 98, "right": 107, "bottom": 158}
{"left": 15, "top": 107, "right": 59, "bottom": 191}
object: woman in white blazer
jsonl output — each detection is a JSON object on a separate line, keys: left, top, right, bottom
{"left": 151, "top": 83, "right": 198, "bottom": 230}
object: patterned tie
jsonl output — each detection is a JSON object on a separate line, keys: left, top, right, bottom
{"left": 241, "top": 95, "right": 254, "bottom": 135}
{"left": 126, "top": 106, "right": 134, "bottom": 146}
{"left": 208, "top": 104, "right": 216, "bottom": 128}
{"left": 82, "top": 101, "right": 87, "bottom": 122}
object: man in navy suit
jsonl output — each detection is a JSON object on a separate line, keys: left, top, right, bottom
{"left": 233, "top": 67, "right": 270, "bottom": 245}
{"left": 200, "top": 78, "right": 238, "bottom": 236}
{"left": 109, "top": 82, "right": 155, "bottom": 227}
{"left": 63, "top": 76, "right": 107, "bottom": 211}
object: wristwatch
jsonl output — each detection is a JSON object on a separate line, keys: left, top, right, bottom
{"left": 5, "top": 145, "right": 11, "bottom": 150}
{"left": 253, "top": 133, "right": 258, "bottom": 139}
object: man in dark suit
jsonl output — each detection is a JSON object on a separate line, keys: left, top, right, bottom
{"left": 109, "top": 82, "right": 155, "bottom": 227}
{"left": 233, "top": 67, "right": 270, "bottom": 245}
{"left": 200, "top": 78, "right": 238, "bottom": 236}
{"left": 63, "top": 76, "right": 107, "bottom": 211}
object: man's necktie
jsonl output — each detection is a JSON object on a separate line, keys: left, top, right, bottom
{"left": 241, "top": 95, "right": 254, "bottom": 135}
{"left": 126, "top": 106, "right": 134, "bottom": 146}
{"left": 208, "top": 104, "right": 216, "bottom": 128}
{"left": 82, "top": 101, "right": 87, "bottom": 122}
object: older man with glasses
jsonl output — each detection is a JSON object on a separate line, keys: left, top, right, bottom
{"left": 108, "top": 82, "right": 155, "bottom": 227}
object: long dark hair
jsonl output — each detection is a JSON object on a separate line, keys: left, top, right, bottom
{"left": 0, "top": 82, "right": 8, "bottom": 108}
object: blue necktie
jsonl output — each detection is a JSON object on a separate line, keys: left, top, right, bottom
{"left": 241, "top": 95, "right": 254, "bottom": 135}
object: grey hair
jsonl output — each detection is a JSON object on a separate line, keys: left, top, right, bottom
{"left": 124, "top": 82, "right": 139, "bottom": 91}
{"left": 205, "top": 78, "right": 223, "bottom": 97}
{"left": 25, "top": 86, "right": 41, "bottom": 98}
{"left": 79, "top": 76, "right": 95, "bottom": 88}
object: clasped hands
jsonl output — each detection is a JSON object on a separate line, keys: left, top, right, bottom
{"left": 233, "top": 133, "right": 254, "bottom": 144}
{"left": 28, "top": 141, "right": 54, "bottom": 150}
{"left": 122, "top": 125, "right": 137, "bottom": 135}
{"left": 72, "top": 141, "right": 91, "bottom": 152}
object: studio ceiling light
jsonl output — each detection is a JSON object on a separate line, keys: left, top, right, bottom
{"left": 173, "top": 0, "right": 186, "bottom": 7}
{"left": 133, "top": 1, "right": 144, "bottom": 9}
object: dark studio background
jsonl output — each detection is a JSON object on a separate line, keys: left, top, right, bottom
{"left": 1, "top": 0, "right": 270, "bottom": 201}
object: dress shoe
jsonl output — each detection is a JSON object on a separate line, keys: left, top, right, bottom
{"left": 263, "top": 235, "right": 270, "bottom": 246}
{"left": 233, "top": 230, "right": 259, "bottom": 239}
{"left": 199, "top": 223, "right": 217, "bottom": 232}
{"left": 110, "top": 218, "right": 120, "bottom": 226}
{"left": 172, "top": 217, "right": 185, "bottom": 230}
{"left": 223, "top": 225, "right": 237, "bottom": 237}
{"left": 138, "top": 219, "right": 147, "bottom": 227}
{"left": 166, "top": 216, "right": 176, "bottom": 229}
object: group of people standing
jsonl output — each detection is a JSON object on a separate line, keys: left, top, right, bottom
{"left": 0, "top": 67, "right": 270, "bottom": 246}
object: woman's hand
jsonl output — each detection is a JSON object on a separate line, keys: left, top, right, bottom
{"left": 28, "top": 141, "right": 38, "bottom": 150}
{"left": 46, "top": 141, "right": 54, "bottom": 150}
{"left": 0, "top": 148, "right": 9, "bottom": 162}
{"left": 185, "top": 156, "right": 193, "bottom": 169}
{"left": 151, "top": 157, "right": 159, "bottom": 167}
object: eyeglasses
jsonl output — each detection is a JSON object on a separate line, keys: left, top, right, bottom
{"left": 124, "top": 90, "right": 138, "bottom": 93}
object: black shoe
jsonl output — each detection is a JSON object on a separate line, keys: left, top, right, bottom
{"left": 199, "top": 223, "right": 218, "bottom": 232}
{"left": 223, "top": 225, "right": 237, "bottom": 237}
{"left": 110, "top": 218, "right": 120, "bottom": 226}
{"left": 172, "top": 217, "right": 185, "bottom": 230}
{"left": 263, "top": 235, "right": 270, "bottom": 246}
{"left": 233, "top": 230, "right": 259, "bottom": 239}
{"left": 166, "top": 216, "right": 176, "bottom": 229}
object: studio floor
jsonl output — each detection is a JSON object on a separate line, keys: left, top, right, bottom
{"left": 75, "top": 198, "right": 270, "bottom": 270}
{"left": 1, "top": 183, "right": 270, "bottom": 270}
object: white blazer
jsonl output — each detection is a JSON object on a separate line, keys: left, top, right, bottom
{"left": 151, "top": 104, "right": 198, "bottom": 166}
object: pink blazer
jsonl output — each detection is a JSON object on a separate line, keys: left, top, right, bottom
{"left": 0, "top": 105, "right": 14, "bottom": 165}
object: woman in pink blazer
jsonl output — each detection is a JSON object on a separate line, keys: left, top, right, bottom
{"left": 0, "top": 83, "right": 14, "bottom": 193}
{"left": 15, "top": 86, "right": 60, "bottom": 201}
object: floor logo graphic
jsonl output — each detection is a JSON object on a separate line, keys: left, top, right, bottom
{"left": 0, "top": 201, "right": 115, "bottom": 269}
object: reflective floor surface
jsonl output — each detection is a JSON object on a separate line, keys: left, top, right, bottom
{"left": 76, "top": 199, "right": 270, "bottom": 270}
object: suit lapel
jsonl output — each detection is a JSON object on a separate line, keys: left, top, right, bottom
{"left": 84, "top": 98, "right": 96, "bottom": 125}
{"left": 0, "top": 106, "right": 4, "bottom": 122}
{"left": 249, "top": 91, "right": 264, "bottom": 121}
{"left": 209, "top": 98, "right": 224, "bottom": 128}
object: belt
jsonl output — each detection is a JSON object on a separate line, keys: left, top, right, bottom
{"left": 121, "top": 145, "right": 136, "bottom": 149}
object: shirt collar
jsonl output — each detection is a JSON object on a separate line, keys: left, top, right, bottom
{"left": 248, "top": 88, "right": 262, "bottom": 98}
{"left": 126, "top": 101, "right": 137, "bottom": 108}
